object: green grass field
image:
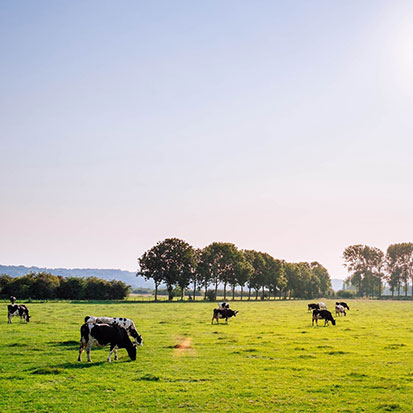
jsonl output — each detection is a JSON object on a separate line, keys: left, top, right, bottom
{"left": 1, "top": 300, "right": 412, "bottom": 412}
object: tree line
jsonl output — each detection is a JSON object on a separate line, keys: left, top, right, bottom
{"left": 138, "top": 238, "right": 332, "bottom": 301}
{"left": 343, "top": 243, "right": 413, "bottom": 297}
{"left": 0, "top": 272, "right": 130, "bottom": 300}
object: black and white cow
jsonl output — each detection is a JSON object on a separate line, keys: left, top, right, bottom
{"left": 218, "top": 302, "right": 230, "bottom": 310}
{"left": 211, "top": 308, "right": 238, "bottom": 324}
{"left": 335, "top": 304, "right": 346, "bottom": 317}
{"left": 312, "top": 309, "right": 336, "bottom": 326}
{"left": 78, "top": 323, "right": 137, "bottom": 362}
{"left": 317, "top": 302, "right": 327, "bottom": 310}
{"left": 84, "top": 316, "right": 143, "bottom": 346}
{"left": 336, "top": 301, "right": 350, "bottom": 311}
{"left": 307, "top": 303, "right": 319, "bottom": 312}
{"left": 10, "top": 296, "right": 16, "bottom": 304}
{"left": 8, "top": 304, "right": 30, "bottom": 323}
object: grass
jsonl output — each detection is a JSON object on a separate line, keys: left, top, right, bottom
{"left": 1, "top": 300, "right": 412, "bottom": 412}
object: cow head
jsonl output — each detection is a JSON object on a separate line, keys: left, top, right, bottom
{"left": 331, "top": 319, "right": 336, "bottom": 326}
{"left": 126, "top": 344, "right": 137, "bottom": 361}
{"left": 233, "top": 310, "right": 238, "bottom": 317}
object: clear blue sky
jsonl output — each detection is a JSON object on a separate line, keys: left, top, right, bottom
{"left": 1, "top": 1, "right": 413, "bottom": 279}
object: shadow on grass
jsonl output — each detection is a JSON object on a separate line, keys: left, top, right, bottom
{"left": 48, "top": 340, "right": 79, "bottom": 347}
{"left": 55, "top": 361, "right": 107, "bottom": 369}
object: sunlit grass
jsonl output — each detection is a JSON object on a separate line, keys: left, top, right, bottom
{"left": 1, "top": 300, "right": 412, "bottom": 412}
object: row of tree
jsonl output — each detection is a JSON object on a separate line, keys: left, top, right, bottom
{"left": 343, "top": 243, "right": 413, "bottom": 297}
{"left": 138, "top": 238, "right": 332, "bottom": 300}
{"left": 0, "top": 272, "right": 130, "bottom": 300}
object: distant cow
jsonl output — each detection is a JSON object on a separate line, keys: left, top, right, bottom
{"left": 8, "top": 304, "right": 30, "bottom": 323}
{"left": 219, "top": 302, "right": 230, "bottom": 309}
{"left": 84, "top": 316, "right": 143, "bottom": 346}
{"left": 317, "top": 302, "right": 327, "bottom": 310}
{"left": 335, "top": 304, "right": 346, "bottom": 317}
{"left": 78, "top": 323, "right": 137, "bottom": 362}
{"left": 307, "top": 303, "right": 319, "bottom": 312}
{"left": 336, "top": 301, "right": 350, "bottom": 310}
{"left": 312, "top": 309, "right": 336, "bottom": 326}
{"left": 211, "top": 308, "right": 238, "bottom": 324}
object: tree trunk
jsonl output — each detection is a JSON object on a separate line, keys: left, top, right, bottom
{"left": 223, "top": 282, "right": 227, "bottom": 300}
{"left": 240, "top": 286, "right": 243, "bottom": 300}
{"left": 214, "top": 278, "right": 218, "bottom": 298}
{"left": 391, "top": 286, "right": 394, "bottom": 298}
{"left": 181, "top": 286, "right": 184, "bottom": 301}
{"left": 261, "top": 285, "right": 265, "bottom": 300}
{"left": 255, "top": 289, "right": 258, "bottom": 300}
{"left": 204, "top": 281, "right": 208, "bottom": 300}
{"left": 167, "top": 285, "right": 174, "bottom": 301}
{"left": 193, "top": 279, "right": 197, "bottom": 301}
{"left": 232, "top": 285, "right": 235, "bottom": 300}
{"left": 154, "top": 282, "right": 159, "bottom": 301}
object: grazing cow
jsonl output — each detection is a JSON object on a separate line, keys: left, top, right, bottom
{"left": 84, "top": 316, "right": 143, "bottom": 346}
{"left": 211, "top": 308, "right": 238, "bottom": 324}
{"left": 78, "top": 323, "right": 137, "bottom": 362}
{"left": 307, "top": 303, "right": 319, "bottom": 312}
{"left": 312, "top": 309, "right": 336, "bottom": 326}
{"left": 219, "top": 302, "right": 230, "bottom": 309}
{"left": 336, "top": 301, "right": 350, "bottom": 311}
{"left": 335, "top": 304, "right": 346, "bottom": 317}
{"left": 8, "top": 304, "right": 30, "bottom": 323}
{"left": 317, "top": 302, "right": 327, "bottom": 310}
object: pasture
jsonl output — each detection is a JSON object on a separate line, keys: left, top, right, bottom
{"left": 1, "top": 300, "right": 412, "bottom": 412}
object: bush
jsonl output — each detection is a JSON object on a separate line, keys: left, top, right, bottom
{"left": 206, "top": 290, "right": 216, "bottom": 301}
{"left": 335, "top": 290, "right": 355, "bottom": 299}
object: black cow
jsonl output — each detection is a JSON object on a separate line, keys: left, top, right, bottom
{"left": 312, "top": 309, "right": 336, "bottom": 326}
{"left": 8, "top": 304, "right": 30, "bottom": 323}
{"left": 211, "top": 308, "right": 238, "bottom": 324}
{"left": 307, "top": 303, "right": 319, "bottom": 312}
{"left": 78, "top": 323, "right": 136, "bottom": 362}
{"left": 336, "top": 301, "right": 350, "bottom": 310}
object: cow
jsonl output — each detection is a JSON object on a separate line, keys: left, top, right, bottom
{"left": 84, "top": 316, "right": 143, "bottom": 346}
{"left": 211, "top": 308, "right": 238, "bottom": 324}
{"left": 317, "top": 302, "right": 327, "bottom": 310}
{"left": 78, "top": 323, "right": 137, "bottom": 362}
{"left": 336, "top": 301, "right": 350, "bottom": 311}
{"left": 10, "top": 296, "right": 16, "bottom": 304}
{"left": 307, "top": 303, "right": 319, "bottom": 312}
{"left": 335, "top": 304, "right": 346, "bottom": 317}
{"left": 312, "top": 309, "right": 336, "bottom": 326}
{"left": 8, "top": 304, "right": 30, "bottom": 323}
{"left": 218, "top": 302, "right": 230, "bottom": 309}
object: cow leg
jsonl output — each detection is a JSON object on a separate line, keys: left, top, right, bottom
{"left": 86, "top": 344, "right": 92, "bottom": 362}
{"left": 225, "top": 317, "right": 228, "bottom": 324}
{"left": 108, "top": 344, "right": 116, "bottom": 362}
{"left": 8, "top": 315, "right": 12, "bottom": 324}
{"left": 78, "top": 344, "right": 84, "bottom": 361}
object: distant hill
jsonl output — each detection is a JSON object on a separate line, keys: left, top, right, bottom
{"left": 0, "top": 264, "right": 153, "bottom": 288}
{"left": 331, "top": 279, "right": 344, "bottom": 291}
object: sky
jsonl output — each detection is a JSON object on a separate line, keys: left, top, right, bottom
{"left": 1, "top": 1, "right": 413, "bottom": 280}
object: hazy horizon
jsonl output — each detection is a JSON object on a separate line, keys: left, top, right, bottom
{"left": 2, "top": 1, "right": 413, "bottom": 281}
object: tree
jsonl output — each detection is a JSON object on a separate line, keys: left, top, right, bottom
{"left": 310, "top": 262, "right": 331, "bottom": 297}
{"left": 386, "top": 243, "right": 413, "bottom": 296}
{"left": 343, "top": 245, "right": 385, "bottom": 297}
{"left": 138, "top": 238, "right": 196, "bottom": 301}
{"left": 244, "top": 250, "right": 266, "bottom": 300}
